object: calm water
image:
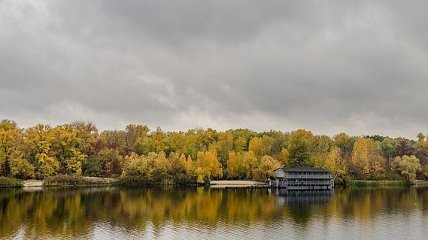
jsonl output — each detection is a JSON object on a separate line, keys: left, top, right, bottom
{"left": 0, "top": 187, "right": 427, "bottom": 240}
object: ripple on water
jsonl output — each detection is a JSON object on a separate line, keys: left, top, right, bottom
{"left": 1, "top": 188, "right": 428, "bottom": 240}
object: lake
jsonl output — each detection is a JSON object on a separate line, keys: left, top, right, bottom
{"left": 0, "top": 187, "right": 427, "bottom": 239}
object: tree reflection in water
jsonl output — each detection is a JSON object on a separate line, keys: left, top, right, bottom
{"left": 0, "top": 187, "right": 427, "bottom": 239}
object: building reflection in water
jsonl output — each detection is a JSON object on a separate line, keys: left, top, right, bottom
{"left": 272, "top": 189, "right": 333, "bottom": 206}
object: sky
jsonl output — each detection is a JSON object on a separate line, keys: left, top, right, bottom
{"left": 1, "top": 0, "right": 427, "bottom": 138}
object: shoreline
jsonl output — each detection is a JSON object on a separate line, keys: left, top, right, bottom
{"left": 1, "top": 177, "right": 428, "bottom": 189}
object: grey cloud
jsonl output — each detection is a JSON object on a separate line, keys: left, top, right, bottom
{"left": 1, "top": 0, "right": 428, "bottom": 137}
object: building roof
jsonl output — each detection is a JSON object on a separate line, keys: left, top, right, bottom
{"left": 274, "top": 167, "right": 329, "bottom": 173}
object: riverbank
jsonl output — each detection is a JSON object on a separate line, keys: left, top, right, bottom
{"left": 0, "top": 177, "right": 23, "bottom": 188}
{"left": 346, "top": 180, "right": 408, "bottom": 188}
{"left": 2, "top": 177, "right": 427, "bottom": 189}
{"left": 412, "top": 180, "right": 428, "bottom": 187}
{"left": 43, "top": 175, "right": 118, "bottom": 187}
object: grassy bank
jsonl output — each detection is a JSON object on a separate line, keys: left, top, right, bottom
{"left": 346, "top": 180, "right": 408, "bottom": 188}
{"left": 116, "top": 176, "right": 200, "bottom": 187}
{"left": 43, "top": 175, "right": 117, "bottom": 187}
{"left": 0, "top": 177, "right": 23, "bottom": 188}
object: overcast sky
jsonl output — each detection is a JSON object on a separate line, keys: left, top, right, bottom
{"left": 1, "top": 0, "right": 427, "bottom": 138}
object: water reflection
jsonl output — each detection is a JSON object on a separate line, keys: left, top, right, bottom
{"left": 274, "top": 189, "right": 333, "bottom": 206}
{"left": 0, "top": 187, "right": 427, "bottom": 239}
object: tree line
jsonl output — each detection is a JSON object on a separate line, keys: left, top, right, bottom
{"left": 0, "top": 119, "right": 426, "bottom": 184}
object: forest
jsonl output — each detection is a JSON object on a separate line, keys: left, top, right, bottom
{"left": 0, "top": 119, "right": 426, "bottom": 184}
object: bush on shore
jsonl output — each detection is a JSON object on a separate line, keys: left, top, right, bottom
{"left": 0, "top": 177, "right": 23, "bottom": 188}
{"left": 117, "top": 175, "right": 199, "bottom": 187}
{"left": 43, "top": 175, "right": 114, "bottom": 187}
{"left": 346, "top": 180, "right": 408, "bottom": 188}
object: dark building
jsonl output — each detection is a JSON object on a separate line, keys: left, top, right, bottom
{"left": 269, "top": 168, "right": 334, "bottom": 190}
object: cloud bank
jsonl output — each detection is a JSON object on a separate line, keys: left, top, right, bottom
{"left": 1, "top": 0, "right": 428, "bottom": 137}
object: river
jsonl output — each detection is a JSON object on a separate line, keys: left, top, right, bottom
{"left": 0, "top": 187, "right": 427, "bottom": 239}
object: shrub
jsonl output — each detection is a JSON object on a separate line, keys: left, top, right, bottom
{"left": 43, "top": 175, "right": 114, "bottom": 187}
{"left": 0, "top": 177, "right": 23, "bottom": 188}
{"left": 347, "top": 180, "right": 408, "bottom": 188}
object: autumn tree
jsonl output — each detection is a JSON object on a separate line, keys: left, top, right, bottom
{"left": 242, "top": 151, "right": 258, "bottom": 179}
{"left": 169, "top": 152, "right": 195, "bottom": 184}
{"left": 99, "top": 130, "right": 127, "bottom": 156}
{"left": 379, "top": 137, "right": 398, "bottom": 171}
{"left": 121, "top": 153, "right": 153, "bottom": 183}
{"left": 215, "top": 131, "right": 234, "bottom": 170}
{"left": 71, "top": 121, "right": 98, "bottom": 156}
{"left": 287, "top": 129, "right": 314, "bottom": 167}
{"left": 312, "top": 135, "right": 333, "bottom": 167}
{"left": 0, "top": 120, "right": 35, "bottom": 178}
{"left": 196, "top": 151, "right": 222, "bottom": 183}
{"left": 252, "top": 155, "right": 282, "bottom": 182}
{"left": 351, "top": 138, "right": 386, "bottom": 179}
{"left": 83, "top": 148, "right": 122, "bottom": 177}
{"left": 226, "top": 151, "right": 247, "bottom": 179}
{"left": 393, "top": 155, "right": 421, "bottom": 181}
{"left": 396, "top": 138, "right": 416, "bottom": 157}
{"left": 226, "top": 151, "right": 241, "bottom": 179}
{"left": 152, "top": 152, "right": 172, "bottom": 183}
{"left": 125, "top": 124, "right": 149, "bottom": 155}
{"left": 334, "top": 133, "right": 356, "bottom": 159}
{"left": 248, "top": 135, "right": 274, "bottom": 157}
{"left": 323, "top": 146, "right": 346, "bottom": 183}
{"left": 24, "top": 124, "right": 59, "bottom": 178}
{"left": 50, "top": 125, "right": 86, "bottom": 175}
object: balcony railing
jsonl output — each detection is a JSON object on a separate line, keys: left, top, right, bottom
{"left": 284, "top": 174, "right": 332, "bottom": 179}
{"left": 286, "top": 181, "right": 332, "bottom": 185}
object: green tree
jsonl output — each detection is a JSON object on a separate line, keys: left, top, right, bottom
{"left": 50, "top": 125, "right": 86, "bottom": 175}
{"left": 10, "top": 157, "right": 35, "bottom": 179}
{"left": 334, "top": 133, "right": 356, "bottom": 157}
{"left": 125, "top": 124, "right": 149, "bottom": 155}
{"left": 380, "top": 137, "right": 397, "bottom": 171}
{"left": 287, "top": 129, "right": 314, "bottom": 167}
{"left": 394, "top": 155, "right": 421, "bottom": 181}
{"left": 152, "top": 152, "right": 172, "bottom": 183}
{"left": 83, "top": 148, "right": 122, "bottom": 177}
{"left": 312, "top": 135, "right": 333, "bottom": 167}
{"left": 169, "top": 152, "right": 195, "bottom": 184}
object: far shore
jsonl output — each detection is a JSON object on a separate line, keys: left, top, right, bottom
{"left": 21, "top": 176, "right": 118, "bottom": 188}
{"left": 1, "top": 177, "right": 427, "bottom": 189}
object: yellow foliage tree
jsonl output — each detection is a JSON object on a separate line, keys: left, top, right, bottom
{"left": 35, "top": 153, "right": 59, "bottom": 178}
{"left": 248, "top": 135, "right": 273, "bottom": 157}
{"left": 252, "top": 155, "right": 282, "bottom": 182}
{"left": 394, "top": 155, "right": 421, "bottom": 181}
{"left": 196, "top": 151, "right": 222, "bottom": 182}
{"left": 351, "top": 138, "right": 386, "bottom": 179}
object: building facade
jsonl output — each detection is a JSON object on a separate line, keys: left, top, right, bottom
{"left": 269, "top": 168, "right": 334, "bottom": 190}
